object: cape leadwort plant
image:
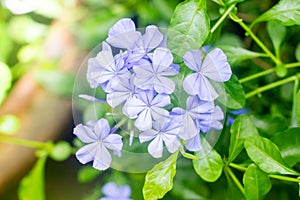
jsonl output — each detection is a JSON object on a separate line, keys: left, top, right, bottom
{"left": 73, "top": 18, "right": 232, "bottom": 170}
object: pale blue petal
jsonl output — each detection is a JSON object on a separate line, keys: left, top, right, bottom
{"left": 196, "top": 76, "right": 219, "bottom": 101}
{"left": 151, "top": 93, "right": 170, "bottom": 107}
{"left": 185, "top": 133, "right": 202, "bottom": 152}
{"left": 143, "top": 25, "right": 164, "bottom": 52}
{"left": 93, "top": 144, "right": 112, "bottom": 170}
{"left": 75, "top": 142, "right": 98, "bottom": 164}
{"left": 102, "top": 182, "right": 131, "bottom": 198}
{"left": 94, "top": 119, "right": 111, "bottom": 140}
{"left": 122, "top": 96, "right": 146, "bottom": 118}
{"left": 108, "top": 18, "right": 136, "bottom": 37}
{"left": 136, "top": 89, "right": 155, "bottom": 105}
{"left": 183, "top": 50, "right": 202, "bottom": 71}
{"left": 139, "top": 129, "right": 158, "bottom": 143}
{"left": 87, "top": 58, "right": 101, "bottom": 88}
{"left": 154, "top": 76, "right": 175, "bottom": 94}
{"left": 151, "top": 107, "right": 169, "bottom": 121}
{"left": 159, "top": 63, "right": 180, "bottom": 76}
{"left": 135, "top": 109, "right": 152, "bottom": 131}
{"left": 148, "top": 135, "right": 164, "bottom": 158}
{"left": 103, "top": 134, "right": 123, "bottom": 152}
{"left": 102, "top": 41, "right": 112, "bottom": 53}
{"left": 107, "top": 91, "right": 131, "bottom": 108}
{"left": 163, "top": 134, "right": 181, "bottom": 153}
{"left": 74, "top": 124, "right": 98, "bottom": 143}
{"left": 183, "top": 73, "right": 201, "bottom": 95}
{"left": 178, "top": 113, "right": 198, "bottom": 140}
{"left": 79, "top": 94, "right": 106, "bottom": 103}
{"left": 201, "top": 48, "right": 232, "bottom": 82}
{"left": 152, "top": 47, "right": 173, "bottom": 72}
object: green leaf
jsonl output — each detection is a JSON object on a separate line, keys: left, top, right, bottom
{"left": 267, "top": 20, "right": 286, "bottom": 55}
{"left": 225, "top": 168, "right": 245, "bottom": 200}
{"left": 244, "top": 136, "right": 299, "bottom": 175}
{"left": 296, "top": 90, "right": 300, "bottom": 124}
{"left": 168, "top": 0, "right": 210, "bottom": 61}
{"left": 295, "top": 43, "right": 300, "bottom": 62}
{"left": 143, "top": 151, "right": 178, "bottom": 200}
{"left": 0, "top": 62, "right": 12, "bottom": 105}
{"left": 243, "top": 164, "right": 272, "bottom": 200}
{"left": 18, "top": 152, "right": 47, "bottom": 200}
{"left": 193, "top": 137, "right": 224, "bottom": 182}
{"left": 225, "top": 0, "right": 245, "bottom": 6}
{"left": 219, "top": 45, "right": 265, "bottom": 65}
{"left": 228, "top": 114, "right": 259, "bottom": 163}
{"left": 252, "top": 0, "right": 300, "bottom": 26}
{"left": 271, "top": 128, "right": 300, "bottom": 166}
{"left": 77, "top": 165, "right": 102, "bottom": 183}
{"left": 49, "top": 141, "right": 72, "bottom": 161}
{"left": 0, "top": 115, "right": 20, "bottom": 135}
{"left": 36, "top": 69, "right": 75, "bottom": 97}
{"left": 216, "top": 74, "right": 246, "bottom": 109}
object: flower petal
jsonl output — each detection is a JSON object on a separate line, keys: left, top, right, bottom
{"left": 93, "top": 144, "right": 112, "bottom": 170}
{"left": 94, "top": 119, "right": 111, "bottom": 140}
{"left": 75, "top": 142, "right": 98, "bottom": 164}
{"left": 183, "top": 50, "right": 202, "bottom": 71}
{"left": 107, "top": 91, "right": 131, "bottom": 108}
{"left": 185, "top": 133, "right": 202, "bottom": 152}
{"left": 103, "top": 134, "right": 123, "bottom": 152}
{"left": 201, "top": 48, "right": 232, "bottom": 82}
{"left": 151, "top": 93, "right": 170, "bottom": 107}
{"left": 151, "top": 107, "right": 169, "bottom": 121}
{"left": 183, "top": 73, "right": 201, "bottom": 95}
{"left": 122, "top": 96, "right": 146, "bottom": 118}
{"left": 163, "top": 134, "right": 181, "bottom": 153}
{"left": 148, "top": 135, "right": 164, "bottom": 158}
{"left": 154, "top": 76, "right": 175, "bottom": 94}
{"left": 135, "top": 108, "right": 152, "bottom": 131}
{"left": 178, "top": 113, "right": 198, "bottom": 140}
{"left": 196, "top": 75, "right": 219, "bottom": 101}
{"left": 74, "top": 124, "right": 98, "bottom": 143}
{"left": 152, "top": 47, "right": 173, "bottom": 72}
{"left": 139, "top": 129, "right": 158, "bottom": 143}
{"left": 142, "top": 25, "right": 164, "bottom": 52}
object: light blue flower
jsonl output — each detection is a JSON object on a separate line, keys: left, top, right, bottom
{"left": 171, "top": 95, "right": 214, "bottom": 140}
{"left": 122, "top": 89, "right": 170, "bottom": 131}
{"left": 185, "top": 133, "right": 201, "bottom": 152}
{"left": 100, "top": 182, "right": 131, "bottom": 200}
{"left": 183, "top": 48, "right": 232, "bottom": 101}
{"left": 133, "top": 47, "right": 179, "bottom": 94}
{"left": 74, "top": 119, "right": 123, "bottom": 170}
{"left": 139, "top": 118, "right": 181, "bottom": 158}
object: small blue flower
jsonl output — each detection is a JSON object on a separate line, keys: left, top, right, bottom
{"left": 74, "top": 119, "right": 123, "bottom": 170}
{"left": 100, "top": 182, "right": 131, "bottom": 200}
{"left": 139, "top": 118, "right": 181, "bottom": 158}
{"left": 185, "top": 133, "right": 201, "bottom": 152}
{"left": 122, "top": 89, "right": 170, "bottom": 131}
{"left": 183, "top": 48, "right": 232, "bottom": 101}
{"left": 133, "top": 47, "right": 179, "bottom": 94}
{"left": 171, "top": 95, "right": 214, "bottom": 140}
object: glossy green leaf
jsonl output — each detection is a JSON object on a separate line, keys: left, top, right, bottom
{"left": 244, "top": 136, "right": 299, "bottom": 175}
{"left": 252, "top": 0, "right": 300, "bottom": 26}
{"left": 0, "top": 62, "right": 12, "bottom": 105}
{"left": 225, "top": 0, "right": 245, "bottom": 6}
{"left": 228, "top": 114, "right": 259, "bottom": 163}
{"left": 267, "top": 20, "right": 286, "bottom": 55}
{"left": 216, "top": 74, "right": 245, "bottom": 109}
{"left": 219, "top": 45, "right": 265, "bottom": 65}
{"left": 143, "top": 151, "right": 178, "bottom": 200}
{"left": 296, "top": 90, "right": 300, "bottom": 124}
{"left": 18, "top": 152, "right": 47, "bottom": 200}
{"left": 49, "top": 141, "right": 72, "bottom": 161}
{"left": 0, "top": 115, "right": 20, "bottom": 135}
{"left": 193, "top": 137, "right": 224, "bottom": 182}
{"left": 77, "top": 165, "right": 102, "bottom": 183}
{"left": 271, "top": 128, "right": 300, "bottom": 166}
{"left": 36, "top": 69, "right": 75, "bottom": 97}
{"left": 296, "top": 43, "right": 300, "bottom": 62}
{"left": 243, "top": 164, "right": 272, "bottom": 200}
{"left": 168, "top": 0, "right": 210, "bottom": 61}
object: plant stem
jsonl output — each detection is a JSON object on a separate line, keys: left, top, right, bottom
{"left": 211, "top": 4, "right": 236, "bottom": 34}
{"left": 229, "top": 163, "right": 300, "bottom": 183}
{"left": 180, "top": 145, "right": 199, "bottom": 160}
{"left": 285, "top": 62, "right": 300, "bottom": 69}
{"left": 291, "top": 77, "right": 299, "bottom": 127}
{"left": 229, "top": 13, "right": 281, "bottom": 65}
{"left": 240, "top": 68, "right": 275, "bottom": 83}
{"left": 0, "top": 135, "right": 49, "bottom": 149}
{"left": 245, "top": 75, "right": 298, "bottom": 99}
{"left": 225, "top": 166, "right": 245, "bottom": 194}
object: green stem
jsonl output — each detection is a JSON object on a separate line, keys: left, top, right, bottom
{"left": 0, "top": 135, "right": 49, "bottom": 149}
{"left": 225, "top": 166, "right": 245, "bottom": 194}
{"left": 291, "top": 77, "right": 299, "bottom": 127}
{"left": 245, "top": 75, "right": 298, "bottom": 99}
{"left": 285, "top": 62, "right": 300, "bottom": 69}
{"left": 211, "top": 4, "right": 236, "bottom": 34}
{"left": 229, "top": 163, "right": 300, "bottom": 183}
{"left": 229, "top": 13, "right": 281, "bottom": 65}
{"left": 180, "top": 145, "right": 199, "bottom": 160}
{"left": 240, "top": 68, "right": 275, "bottom": 83}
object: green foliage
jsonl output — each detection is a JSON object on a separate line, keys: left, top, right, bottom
{"left": 252, "top": 0, "right": 300, "bottom": 26}
{"left": 267, "top": 20, "right": 286, "bottom": 56}
{"left": 168, "top": 0, "right": 210, "bottom": 62}
{"left": 143, "top": 152, "right": 178, "bottom": 200}
{"left": 272, "top": 128, "right": 300, "bottom": 166}
{"left": 78, "top": 165, "right": 102, "bottom": 183}
{"left": 225, "top": 0, "right": 245, "bottom": 6}
{"left": 0, "top": 115, "right": 20, "bottom": 135}
{"left": 193, "top": 137, "right": 224, "bottom": 182}
{"left": 295, "top": 43, "right": 300, "bottom": 62}
{"left": 228, "top": 114, "right": 259, "bottom": 163}
{"left": 0, "top": 62, "right": 12, "bottom": 105}
{"left": 18, "top": 152, "right": 47, "bottom": 200}
{"left": 296, "top": 90, "right": 300, "bottom": 124}
{"left": 49, "top": 141, "right": 73, "bottom": 161}
{"left": 243, "top": 164, "right": 272, "bottom": 200}
{"left": 244, "top": 136, "right": 299, "bottom": 175}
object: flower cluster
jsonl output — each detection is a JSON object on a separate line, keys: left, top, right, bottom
{"left": 74, "top": 18, "right": 232, "bottom": 170}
